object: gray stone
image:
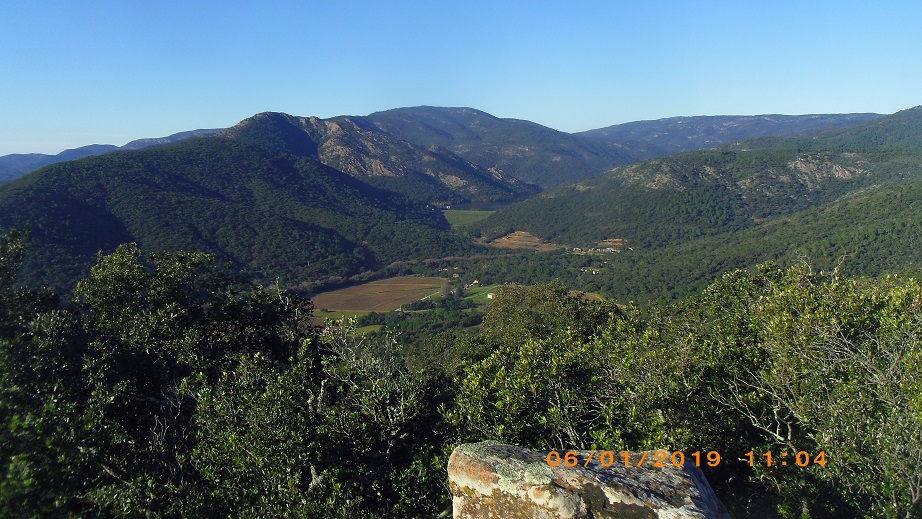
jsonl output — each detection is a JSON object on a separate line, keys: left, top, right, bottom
{"left": 448, "top": 441, "right": 731, "bottom": 519}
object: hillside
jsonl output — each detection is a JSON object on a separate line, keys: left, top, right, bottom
{"left": 0, "top": 136, "right": 476, "bottom": 291}
{"left": 366, "top": 106, "right": 656, "bottom": 188}
{"left": 222, "top": 112, "right": 538, "bottom": 206}
{"left": 1, "top": 108, "right": 881, "bottom": 190}
{"left": 475, "top": 106, "right": 922, "bottom": 249}
{"left": 578, "top": 113, "right": 881, "bottom": 154}
{"left": 0, "top": 129, "right": 221, "bottom": 182}
{"left": 588, "top": 176, "right": 922, "bottom": 303}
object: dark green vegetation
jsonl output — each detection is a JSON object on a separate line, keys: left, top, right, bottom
{"left": 366, "top": 106, "right": 655, "bottom": 187}
{"left": 3, "top": 104, "right": 922, "bottom": 517}
{"left": 223, "top": 111, "right": 539, "bottom": 206}
{"left": 0, "top": 236, "right": 448, "bottom": 517}
{"left": 0, "top": 129, "right": 222, "bottom": 183}
{"left": 367, "top": 107, "right": 880, "bottom": 187}
{"left": 0, "top": 137, "right": 474, "bottom": 292}
{"left": 477, "top": 106, "right": 922, "bottom": 248}
{"left": 2, "top": 232, "right": 920, "bottom": 517}
{"left": 0, "top": 106, "right": 893, "bottom": 296}
{"left": 577, "top": 113, "right": 881, "bottom": 154}
{"left": 442, "top": 209, "right": 494, "bottom": 228}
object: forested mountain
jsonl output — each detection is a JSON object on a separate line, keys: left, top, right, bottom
{"left": 0, "top": 137, "right": 475, "bottom": 291}
{"left": 1, "top": 108, "right": 879, "bottom": 190}
{"left": 578, "top": 113, "right": 881, "bottom": 154}
{"left": 366, "top": 106, "right": 657, "bottom": 187}
{"left": 0, "top": 129, "right": 221, "bottom": 182}
{"left": 475, "top": 106, "right": 922, "bottom": 249}
{"left": 222, "top": 112, "right": 538, "bottom": 205}
{"left": 3, "top": 105, "right": 921, "bottom": 518}
{"left": 0, "top": 106, "right": 901, "bottom": 294}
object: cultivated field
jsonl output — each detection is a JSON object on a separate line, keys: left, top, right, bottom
{"left": 442, "top": 209, "right": 494, "bottom": 228}
{"left": 489, "top": 230, "right": 561, "bottom": 251}
{"left": 311, "top": 276, "right": 447, "bottom": 312}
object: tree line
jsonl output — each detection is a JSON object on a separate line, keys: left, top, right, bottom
{"left": 1, "top": 229, "right": 920, "bottom": 517}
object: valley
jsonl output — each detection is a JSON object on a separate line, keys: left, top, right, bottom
{"left": 3, "top": 104, "right": 922, "bottom": 518}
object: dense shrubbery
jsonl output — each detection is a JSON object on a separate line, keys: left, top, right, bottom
{"left": 2, "top": 231, "right": 921, "bottom": 517}
{"left": 0, "top": 235, "right": 449, "bottom": 517}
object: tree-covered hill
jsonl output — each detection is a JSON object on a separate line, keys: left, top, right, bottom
{"left": 577, "top": 113, "right": 881, "bottom": 154}
{"left": 366, "top": 106, "right": 657, "bottom": 188}
{"left": 366, "top": 106, "right": 883, "bottom": 189}
{"left": 222, "top": 112, "right": 539, "bottom": 206}
{"left": 585, "top": 176, "right": 922, "bottom": 303}
{"left": 0, "top": 137, "right": 476, "bottom": 292}
{"left": 0, "top": 130, "right": 222, "bottom": 183}
{"left": 474, "top": 106, "right": 922, "bottom": 249}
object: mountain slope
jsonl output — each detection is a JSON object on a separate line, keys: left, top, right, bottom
{"left": 0, "top": 129, "right": 222, "bottom": 182}
{"left": 366, "top": 106, "right": 655, "bottom": 188}
{"left": 578, "top": 113, "right": 882, "bottom": 154}
{"left": 0, "top": 136, "right": 474, "bottom": 291}
{"left": 587, "top": 175, "right": 922, "bottom": 303}
{"left": 221, "top": 112, "right": 538, "bottom": 205}
{"left": 475, "top": 107, "right": 922, "bottom": 248}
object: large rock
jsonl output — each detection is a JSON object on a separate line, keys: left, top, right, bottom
{"left": 448, "top": 441, "right": 730, "bottom": 519}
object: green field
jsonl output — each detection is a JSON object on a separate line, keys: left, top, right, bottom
{"left": 442, "top": 209, "right": 494, "bottom": 228}
{"left": 463, "top": 283, "right": 502, "bottom": 304}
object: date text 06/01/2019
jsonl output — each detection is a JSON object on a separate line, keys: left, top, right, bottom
{"left": 545, "top": 450, "right": 828, "bottom": 469}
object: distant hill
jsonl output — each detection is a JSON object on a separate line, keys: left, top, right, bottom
{"left": 221, "top": 112, "right": 538, "bottom": 206}
{"left": 0, "top": 106, "right": 896, "bottom": 293}
{"left": 474, "top": 107, "right": 922, "bottom": 249}
{"left": 1, "top": 108, "right": 881, "bottom": 189}
{"left": 0, "top": 137, "right": 475, "bottom": 292}
{"left": 0, "top": 129, "right": 222, "bottom": 182}
{"left": 541, "top": 171, "right": 922, "bottom": 305}
{"left": 577, "top": 113, "right": 882, "bottom": 154}
{"left": 366, "top": 106, "right": 656, "bottom": 188}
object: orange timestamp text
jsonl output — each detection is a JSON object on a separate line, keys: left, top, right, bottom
{"left": 546, "top": 450, "right": 828, "bottom": 469}
{"left": 546, "top": 450, "right": 722, "bottom": 468}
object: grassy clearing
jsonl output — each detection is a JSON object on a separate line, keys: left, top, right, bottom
{"left": 311, "top": 276, "right": 447, "bottom": 312}
{"left": 464, "top": 284, "right": 502, "bottom": 304}
{"left": 443, "top": 209, "right": 494, "bottom": 228}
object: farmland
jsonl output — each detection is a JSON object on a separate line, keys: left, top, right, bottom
{"left": 488, "top": 230, "right": 562, "bottom": 251}
{"left": 311, "top": 276, "right": 447, "bottom": 313}
{"left": 442, "top": 209, "right": 494, "bottom": 228}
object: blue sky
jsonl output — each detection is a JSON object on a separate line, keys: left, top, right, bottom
{"left": 1, "top": 0, "right": 920, "bottom": 155}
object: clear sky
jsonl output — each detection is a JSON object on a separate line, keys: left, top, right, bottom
{"left": 1, "top": 0, "right": 920, "bottom": 155}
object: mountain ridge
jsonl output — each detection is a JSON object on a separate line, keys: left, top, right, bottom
{"left": 474, "top": 106, "right": 922, "bottom": 250}
{"left": 0, "top": 129, "right": 222, "bottom": 182}
{"left": 0, "top": 136, "right": 476, "bottom": 291}
{"left": 0, "top": 105, "right": 905, "bottom": 293}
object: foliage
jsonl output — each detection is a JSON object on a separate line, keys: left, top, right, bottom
{"left": 474, "top": 107, "right": 922, "bottom": 251}
{"left": 0, "top": 137, "right": 477, "bottom": 292}
{"left": 449, "top": 267, "right": 922, "bottom": 518}
{"left": 0, "top": 237, "right": 451, "bottom": 517}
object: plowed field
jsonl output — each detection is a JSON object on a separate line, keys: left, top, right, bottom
{"left": 311, "top": 276, "right": 446, "bottom": 312}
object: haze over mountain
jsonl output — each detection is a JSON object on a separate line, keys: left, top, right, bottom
{"left": 0, "top": 108, "right": 880, "bottom": 190}
{"left": 0, "top": 129, "right": 222, "bottom": 183}
{"left": 577, "top": 113, "right": 882, "bottom": 155}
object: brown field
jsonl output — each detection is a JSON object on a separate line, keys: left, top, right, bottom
{"left": 311, "top": 276, "right": 446, "bottom": 312}
{"left": 489, "top": 231, "right": 561, "bottom": 251}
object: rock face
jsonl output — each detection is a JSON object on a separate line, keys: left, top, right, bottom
{"left": 448, "top": 441, "right": 731, "bottom": 519}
